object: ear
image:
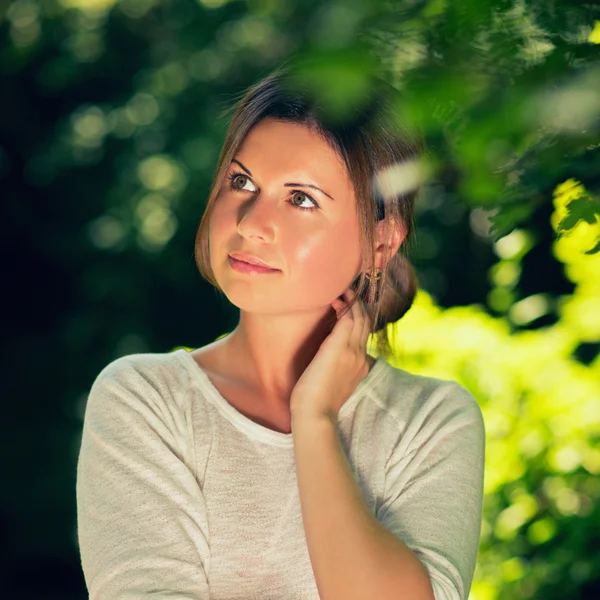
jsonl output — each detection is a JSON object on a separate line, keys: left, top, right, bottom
{"left": 373, "top": 217, "right": 407, "bottom": 267}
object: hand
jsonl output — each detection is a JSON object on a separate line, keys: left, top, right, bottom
{"left": 290, "top": 288, "right": 373, "bottom": 424}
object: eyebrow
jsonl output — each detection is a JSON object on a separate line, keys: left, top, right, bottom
{"left": 231, "top": 158, "right": 335, "bottom": 201}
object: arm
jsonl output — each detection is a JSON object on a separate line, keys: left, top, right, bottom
{"left": 291, "top": 414, "right": 435, "bottom": 600}
{"left": 376, "top": 383, "right": 486, "bottom": 599}
{"left": 76, "top": 356, "right": 211, "bottom": 599}
{"left": 291, "top": 382, "right": 485, "bottom": 600}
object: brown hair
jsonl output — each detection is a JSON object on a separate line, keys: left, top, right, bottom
{"left": 194, "top": 62, "right": 423, "bottom": 361}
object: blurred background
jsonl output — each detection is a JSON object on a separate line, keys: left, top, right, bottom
{"left": 2, "top": 0, "right": 599, "bottom": 598}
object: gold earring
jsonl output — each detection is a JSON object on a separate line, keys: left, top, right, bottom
{"left": 364, "top": 267, "right": 383, "bottom": 281}
{"left": 362, "top": 268, "right": 382, "bottom": 304}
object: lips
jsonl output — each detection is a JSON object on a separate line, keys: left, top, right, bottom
{"left": 228, "top": 252, "right": 278, "bottom": 270}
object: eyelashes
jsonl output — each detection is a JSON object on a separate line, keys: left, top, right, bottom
{"left": 226, "top": 170, "right": 320, "bottom": 213}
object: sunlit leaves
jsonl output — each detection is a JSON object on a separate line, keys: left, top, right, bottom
{"left": 369, "top": 282, "right": 600, "bottom": 598}
{"left": 553, "top": 180, "right": 600, "bottom": 239}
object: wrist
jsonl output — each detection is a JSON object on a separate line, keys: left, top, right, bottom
{"left": 291, "top": 406, "right": 336, "bottom": 427}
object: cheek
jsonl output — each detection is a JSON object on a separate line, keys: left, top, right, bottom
{"left": 288, "top": 223, "right": 363, "bottom": 296}
{"left": 209, "top": 195, "right": 230, "bottom": 229}
{"left": 207, "top": 209, "right": 230, "bottom": 276}
{"left": 208, "top": 199, "right": 234, "bottom": 244}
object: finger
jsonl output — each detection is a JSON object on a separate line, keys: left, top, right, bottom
{"left": 346, "top": 289, "right": 366, "bottom": 350}
{"left": 350, "top": 289, "right": 371, "bottom": 351}
{"left": 361, "top": 305, "right": 371, "bottom": 350}
{"left": 340, "top": 290, "right": 354, "bottom": 320}
{"left": 331, "top": 297, "right": 343, "bottom": 317}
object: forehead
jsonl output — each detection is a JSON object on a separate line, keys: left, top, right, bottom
{"left": 234, "top": 118, "right": 355, "bottom": 199}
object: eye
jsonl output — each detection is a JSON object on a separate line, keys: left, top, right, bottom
{"left": 289, "top": 191, "right": 320, "bottom": 212}
{"left": 226, "top": 170, "right": 320, "bottom": 212}
{"left": 228, "top": 171, "right": 256, "bottom": 193}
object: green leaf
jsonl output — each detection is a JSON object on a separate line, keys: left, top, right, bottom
{"left": 557, "top": 196, "right": 600, "bottom": 233}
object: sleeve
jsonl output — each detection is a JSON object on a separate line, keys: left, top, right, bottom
{"left": 376, "top": 382, "right": 486, "bottom": 600}
{"left": 76, "top": 356, "right": 211, "bottom": 599}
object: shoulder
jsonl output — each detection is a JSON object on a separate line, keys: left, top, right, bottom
{"left": 80, "top": 350, "right": 197, "bottom": 478}
{"left": 88, "top": 349, "right": 191, "bottom": 415}
{"left": 370, "top": 360, "right": 484, "bottom": 433}
{"left": 93, "top": 349, "right": 185, "bottom": 384}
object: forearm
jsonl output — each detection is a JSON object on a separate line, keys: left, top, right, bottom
{"left": 291, "top": 413, "right": 435, "bottom": 600}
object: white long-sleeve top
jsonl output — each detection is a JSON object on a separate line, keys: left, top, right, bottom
{"left": 76, "top": 348, "right": 485, "bottom": 600}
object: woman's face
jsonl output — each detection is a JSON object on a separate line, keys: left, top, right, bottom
{"left": 208, "top": 117, "right": 364, "bottom": 314}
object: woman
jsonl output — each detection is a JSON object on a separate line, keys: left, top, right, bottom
{"left": 76, "top": 63, "right": 485, "bottom": 600}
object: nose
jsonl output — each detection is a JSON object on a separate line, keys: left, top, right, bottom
{"left": 237, "top": 193, "right": 277, "bottom": 240}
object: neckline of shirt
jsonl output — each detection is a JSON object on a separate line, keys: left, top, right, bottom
{"left": 174, "top": 348, "right": 389, "bottom": 446}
